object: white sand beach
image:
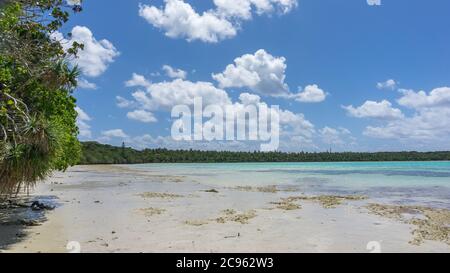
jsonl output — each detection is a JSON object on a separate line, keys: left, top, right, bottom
{"left": 1, "top": 164, "right": 449, "bottom": 253}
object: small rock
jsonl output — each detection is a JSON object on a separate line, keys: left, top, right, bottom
{"left": 31, "top": 201, "right": 55, "bottom": 211}
{"left": 203, "top": 189, "right": 219, "bottom": 193}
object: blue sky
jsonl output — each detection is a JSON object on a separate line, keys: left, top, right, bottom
{"left": 64, "top": 0, "right": 450, "bottom": 152}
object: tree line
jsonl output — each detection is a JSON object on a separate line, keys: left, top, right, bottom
{"left": 79, "top": 142, "right": 450, "bottom": 164}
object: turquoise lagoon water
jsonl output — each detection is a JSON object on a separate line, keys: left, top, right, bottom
{"left": 129, "top": 161, "right": 450, "bottom": 209}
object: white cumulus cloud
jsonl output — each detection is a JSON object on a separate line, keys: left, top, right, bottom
{"left": 122, "top": 75, "right": 232, "bottom": 111}
{"left": 367, "top": 0, "right": 381, "bottom": 6}
{"left": 125, "top": 73, "right": 152, "bottom": 88}
{"left": 351, "top": 87, "right": 450, "bottom": 149}
{"left": 138, "top": 0, "right": 297, "bottom": 43}
{"left": 343, "top": 100, "right": 404, "bottom": 120}
{"left": 212, "top": 49, "right": 289, "bottom": 96}
{"left": 127, "top": 110, "right": 158, "bottom": 123}
{"left": 54, "top": 26, "right": 119, "bottom": 78}
{"left": 101, "top": 129, "right": 129, "bottom": 139}
{"left": 364, "top": 107, "right": 450, "bottom": 143}
{"left": 119, "top": 72, "right": 322, "bottom": 151}
{"left": 75, "top": 106, "right": 92, "bottom": 138}
{"left": 295, "top": 84, "right": 327, "bottom": 103}
{"left": 377, "top": 79, "right": 397, "bottom": 90}
{"left": 162, "top": 65, "right": 187, "bottom": 79}
{"left": 319, "top": 126, "right": 356, "bottom": 147}
{"left": 397, "top": 87, "right": 450, "bottom": 109}
{"left": 77, "top": 78, "right": 97, "bottom": 90}
{"left": 138, "top": 0, "right": 237, "bottom": 43}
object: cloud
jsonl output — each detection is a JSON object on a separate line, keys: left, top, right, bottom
{"left": 128, "top": 105, "right": 317, "bottom": 152}
{"left": 122, "top": 73, "right": 314, "bottom": 141}
{"left": 278, "top": 109, "right": 315, "bottom": 140}
{"left": 54, "top": 26, "right": 119, "bottom": 78}
{"left": 138, "top": 1, "right": 236, "bottom": 43}
{"left": 214, "top": 0, "right": 297, "bottom": 18}
{"left": 75, "top": 106, "right": 91, "bottom": 121}
{"left": 239, "top": 93, "right": 261, "bottom": 105}
{"left": 77, "top": 78, "right": 97, "bottom": 90}
{"left": 138, "top": 0, "right": 298, "bottom": 43}
{"left": 234, "top": 93, "right": 316, "bottom": 143}
{"left": 319, "top": 126, "right": 356, "bottom": 147}
{"left": 116, "top": 96, "right": 136, "bottom": 108}
{"left": 364, "top": 107, "right": 450, "bottom": 143}
{"left": 355, "top": 87, "right": 450, "bottom": 148}
{"left": 212, "top": 49, "right": 289, "bottom": 96}
{"left": 77, "top": 121, "right": 92, "bottom": 138}
{"left": 75, "top": 106, "right": 92, "bottom": 138}
{"left": 125, "top": 73, "right": 152, "bottom": 88}
{"left": 130, "top": 134, "right": 264, "bottom": 151}
{"left": 124, "top": 75, "right": 232, "bottom": 110}
{"left": 343, "top": 100, "right": 404, "bottom": 120}
{"left": 295, "top": 84, "right": 327, "bottom": 103}
{"left": 397, "top": 87, "right": 450, "bottom": 109}
{"left": 162, "top": 65, "right": 187, "bottom": 79}
{"left": 213, "top": 0, "right": 254, "bottom": 19}
{"left": 127, "top": 110, "right": 158, "bottom": 123}
{"left": 367, "top": 0, "right": 381, "bottom": 6}
{"left": 319, "top": 127, "right": 342, "bottom": 145}
{"left": 119, "top": 72, "right": 322, "bottom": 151}
{"left": 101, "top": 129, "right": 128, "bottom": 139}
{"left": 376, "top": 79, "right": 397, "bottom": 90}
{"left": 212, "top": 49, "right": 327, "bottom": 102}
{"left": 149, "top": 79, "right": 232, "bottom": 108}
{"left": 66, "top": 0, "right": 81, "bottom": 5}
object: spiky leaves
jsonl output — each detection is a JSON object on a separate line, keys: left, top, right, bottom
{"left": 0, "top": 0, "right": 82, "bottom": 197}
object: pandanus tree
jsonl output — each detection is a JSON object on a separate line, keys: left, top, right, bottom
{"left": 0, "top": 0, "right": 84, "bottom": 196}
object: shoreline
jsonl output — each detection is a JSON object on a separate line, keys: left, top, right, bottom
{"left": 1, "top": 164, "right": 449, "bottom": 253}
{"left": 75, "top": 160, "right": 450, "bottom": 166}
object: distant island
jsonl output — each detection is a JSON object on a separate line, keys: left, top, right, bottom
{"left": 79, "top": 141, "right": 450, "bottom": 164}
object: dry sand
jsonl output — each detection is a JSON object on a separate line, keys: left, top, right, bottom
{"left": 0, "top": 165, "right": 449, "bottom": 253}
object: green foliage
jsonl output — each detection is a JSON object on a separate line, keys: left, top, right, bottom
{"left": 79, "top": 142, "right": 450, "bottom": 165}
{"left": 0, "top": 0, "right": 82, "bottom": 195}
{"left": 0, "top": 116, "right": 57, "bottom": 194}
{"left": 80, "top": 142, "right": 149, "bottom": 165}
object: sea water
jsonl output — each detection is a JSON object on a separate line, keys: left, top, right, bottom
{"left": 129, "top": 161, "right": 450, "bottom": 209}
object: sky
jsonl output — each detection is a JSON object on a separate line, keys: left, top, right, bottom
{"left": 63, "top": 0, "right": 450, "bottom": 152}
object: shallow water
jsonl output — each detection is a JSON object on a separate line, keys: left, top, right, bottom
{"left": 128, "top": 161, "right": 450, "bottom": 209}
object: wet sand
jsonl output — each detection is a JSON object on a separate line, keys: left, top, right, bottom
{"left": 1, "top": 165, "right": 449, "bottom": 253}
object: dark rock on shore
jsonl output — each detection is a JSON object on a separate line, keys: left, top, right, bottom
{"left": 31, "top": 201, "right": 55, "bottom": 211}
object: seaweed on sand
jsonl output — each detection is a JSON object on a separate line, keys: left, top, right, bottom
{"left": 215, "top": 209, "right": 257, "bottom": 224}
{"left": 184, "top": 209, "right": 257, "bottom": 227}
{"left": 138, "top": 207, "right": 166, "bottom": 217}
{"left": 137, "top": 192, "right": 183, "bottom": 199}
{"left": 287, "top": 195, "right": 368, "bottom": 209}
{"left": 270, "top": 198, "right": 302, "bottom": 211}
{"left": 366, "top": 203, "right": 450, "bottom": 245}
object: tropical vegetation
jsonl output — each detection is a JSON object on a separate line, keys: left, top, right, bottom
{"left": 80, "top": 141, "right": 450, "bottom": 164}
{"left": 0, "top": 0, "right": 83, "bottom": 196}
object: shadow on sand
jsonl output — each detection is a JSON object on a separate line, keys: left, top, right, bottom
{"left": 0, "top": 195, "right": 59, "bottom": 251}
